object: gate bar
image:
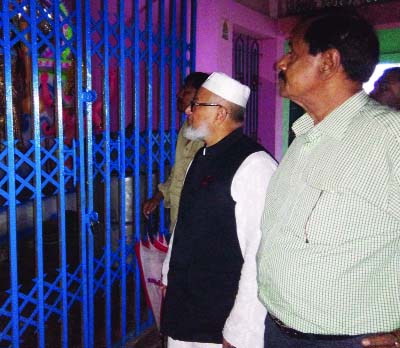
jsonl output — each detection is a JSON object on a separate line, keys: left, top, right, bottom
{"left": 133, "top": 0, "right": 141, "bottom": 335}
{"left": 75, "top": 0, "right": 90, "bottom": 346}
{"left": 170, "top": 0, "right": 177, "bottom": 161}
{"left": 53, "top": 2, "right": 69, "bottom": 346}
{"left": 29, "top": 0, "right": 46, "bottom": 345}
{"left": 147, "top": 0, "right": 153, "bottom": 203}
{"left": 84, "top": 0, "right": 95, "bottom": 345}
{"left": 180, "top": 0, "right": 187, "bottom": 125}
{"left": 3, "top": 0, "right": 19, "bottom": 345}
{"left": 118, "top": 0, "right": 127, "bottom": 341}
{"left": 159, "top": 0, "right": 166, "bottom": 235}
{"left": 102, "top": 0, "right": 112, "bottom": 345}
{"left": 190, "top": 0, "right": 197, "bottom": 72}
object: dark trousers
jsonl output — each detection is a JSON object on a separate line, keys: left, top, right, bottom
{"left": 264, "top": 314, "right": 369, "bottom": 348}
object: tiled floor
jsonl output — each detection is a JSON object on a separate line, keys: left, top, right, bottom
{"left": 0, "top": 216, "right": 153, "bottom": 348}
{"left": 126, "top": 327, "right": 164, "bottom": 348}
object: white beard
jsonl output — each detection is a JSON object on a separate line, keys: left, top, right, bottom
{"left": 183, "top": 123, "right": 210, "bottom": 141}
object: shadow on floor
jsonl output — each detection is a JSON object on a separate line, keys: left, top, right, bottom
{"left": 125, "top": 326, "right": 164, "bottom": 348}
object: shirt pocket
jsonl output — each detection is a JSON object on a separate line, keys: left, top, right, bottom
{"left": 304, "top": 173, "right": 396, "bottom": 245}
{"left": 301, "top": 178, "right": 344, "bottom": 244}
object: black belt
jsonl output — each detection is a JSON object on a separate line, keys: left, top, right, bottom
{"left": 268, "top": 313, "right": 357, "bottom": 341}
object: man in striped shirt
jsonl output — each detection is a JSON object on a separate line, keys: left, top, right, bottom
{"left": 257, "top": 10, "right": 400, "bottom": 348}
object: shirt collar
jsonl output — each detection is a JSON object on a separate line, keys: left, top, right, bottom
{"left": 202, "top": 127, "right": 243, "bottom": 157}
{"left": 292, "top": 91, "right": 370, "bottom": 141}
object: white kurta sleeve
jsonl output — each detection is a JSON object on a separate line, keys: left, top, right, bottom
{"left": 161, "top": 231, "right": 174, "bottom": 286}
{"left": 222, "top": 151, "right": 276, "bottom": 348}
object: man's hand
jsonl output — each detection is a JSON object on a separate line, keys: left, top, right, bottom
{"left": 222, "top": 337, "right": 236, "bottom": 348}
{"left": 143, "top": 191, "right": 163, "bottom": 218}
{"left": 361, "top": 329, "right": 400, "bottom": 348}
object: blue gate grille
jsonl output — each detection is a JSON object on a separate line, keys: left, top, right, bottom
{"left": 0, "top": 0, "right": 196, "bottom": 347}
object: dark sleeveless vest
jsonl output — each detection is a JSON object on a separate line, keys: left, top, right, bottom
{"left": 161, "top": 128, "right": 265, "bottom": 343}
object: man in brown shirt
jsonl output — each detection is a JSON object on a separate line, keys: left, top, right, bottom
{"left": 143, "top": 72, "right": 209, "bottom": 231}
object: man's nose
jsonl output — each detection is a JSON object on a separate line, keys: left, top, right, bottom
{"left": 184, "top": 104, "right": 192, "bottom": 116}
{"left": 275, "top": 55, "right": 287, "bottom": 72}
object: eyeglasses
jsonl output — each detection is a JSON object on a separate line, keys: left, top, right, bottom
{"left": 190, "top": 100, "right": 222, "bottom": 112}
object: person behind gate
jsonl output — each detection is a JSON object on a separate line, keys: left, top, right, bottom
{"left": 143, "top": 72, "right": 209, "bottom": 231}
{"left": 257, "top": 9, "right": 400, "bottom": 348}
{"left": 160, "top": 72, "right": 277, "bottom": 348}
{"left": 370, "top": 67, "right": 400, "bottom": 111}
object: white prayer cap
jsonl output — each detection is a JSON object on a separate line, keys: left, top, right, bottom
{"left": 201, "top": 72, "right": 250, "bottom": 108}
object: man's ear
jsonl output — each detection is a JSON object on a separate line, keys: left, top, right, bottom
{"left": 319, "top": 48, "right": 341, "bottom": 80}
{"left": 215, "top": 106, "right": 228, "bottom": 124}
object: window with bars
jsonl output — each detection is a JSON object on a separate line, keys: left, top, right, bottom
{"left": 233, "top": 33, "right": 260, "bottom": 141}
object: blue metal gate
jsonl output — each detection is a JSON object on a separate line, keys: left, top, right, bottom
{"left": 0, "top": 0, "right": 196, "bottom": 347}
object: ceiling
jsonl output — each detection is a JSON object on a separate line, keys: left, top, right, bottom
{"left": 235, "top": 0, "right": 399, "bottom": 19}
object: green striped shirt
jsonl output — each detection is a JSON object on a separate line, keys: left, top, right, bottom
{"left": 257, "top": 91, "right": 400, "bottom": 335}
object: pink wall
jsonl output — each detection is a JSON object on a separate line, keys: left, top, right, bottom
{"left": 359, "top": 1, "right": 400, "bottom": 29}
{"left": 195, "top": 0, "right": 283, "bottom": 156}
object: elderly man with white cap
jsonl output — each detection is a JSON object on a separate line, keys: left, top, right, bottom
{"left": 160, "top": 72, "right": 277, "bottom": 348}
